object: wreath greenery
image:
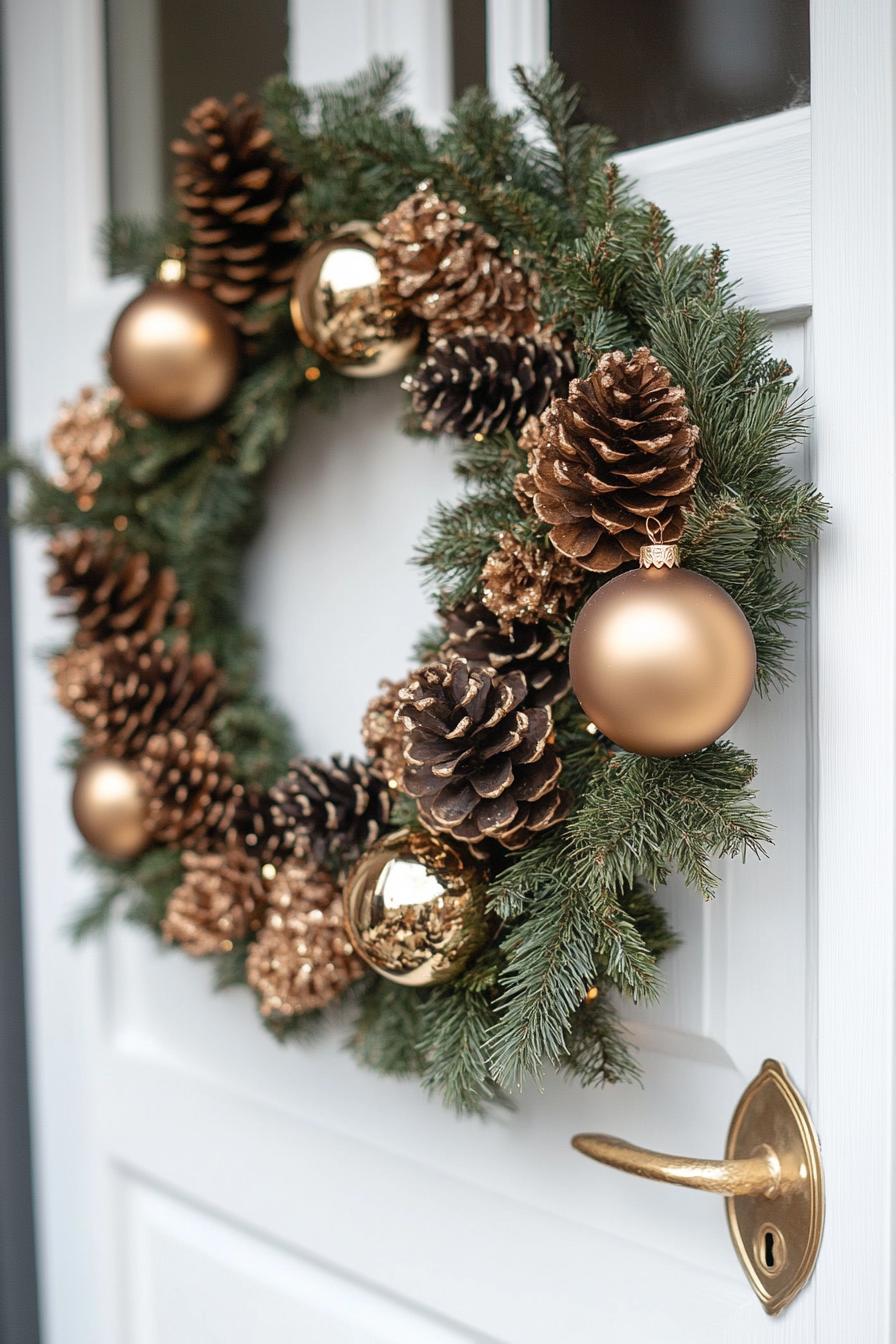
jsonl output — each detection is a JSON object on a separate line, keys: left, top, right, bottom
{"left": 15, "top": 61, "right": 827, "bottom": 1113}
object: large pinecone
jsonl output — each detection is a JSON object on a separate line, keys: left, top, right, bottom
{"left": 531, "top": 348, "right": 701, "bottom": 572}
{"left": 172, "top": 94, "right": 303, "bottom": 334}
{"left": 268, "top": 756, "right": 392, "bottom": 867}
{"left": 53, "top": 633, "right": 221, "bottom": 758}
{"left": 403, "top": 332, "right": 574, "bottom": 440}
{"left": 377, "top": 186, "right": 539, "bottom": 339}
{"left": 140, "top": 729, "right": 236, "bottom": 850}
{"left": 50, "top": 387, "right": 122, "bottom": 510}
{"left": 398, "top": 658, "right": 567, "bottom": 853}
{"left": 47, "top": 531, "right": 184, "bottom": 646}
{"left": 442, "top": 600, "right": 569, "bottom": 708}
{"left": 163, "top": 846, "right": 266, "bottom": 956}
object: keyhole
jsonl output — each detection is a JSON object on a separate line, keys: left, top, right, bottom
{"left": 755, "top": 1223, "right": 785, "bottom": 1277}
{"left": 763, "top": 1230, "right": 777, "bottom": 1268}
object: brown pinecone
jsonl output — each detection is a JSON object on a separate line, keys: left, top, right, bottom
{"left": 53, "top": 632, "right": 221, "bottom": 758}
{"left": 398, "top": 658, "right": 567, "bottom": 853}
{"left": 403, "top": 332, "right": 574, "bottom": 440}
{"left": 361, "top": 678, "right": 411, "bottom": 788}
{"left": 377, "top": 185, "right": 539, "bottom": 339}
{"left": 513, "top": 414, "right": 544, "bottom": 510}
{"left": 172, "top": 94, "right": 303, "bottom": 334}
{"left": 162, "top": 846, "right": 266, "bottom": 956}
{"left": 246, "top": 859, "right": 363, "bottom": 1017}
{"left": 531, "top": 348, "right": 701, "bottom": 572}
{"left": 224, "top": 784, "right": 298, "bottom": 869}
{"left": 140, "top": 728, "right": 236, "bottom": 850}
{"left": 442, "top": 600, "right": 569, "bottom": 708}
{"left": 480, "top": 532, "right": 584, "bottom": 628}
{"left": 268, "top": 756, "right": 392, "bottom": 867}
{"left": 50, "top": 387, "right": 122, "bottom": 511}
{"left": 47, "top": 531, "right": 184, "bottom": 646}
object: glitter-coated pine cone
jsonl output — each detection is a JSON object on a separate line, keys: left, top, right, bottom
{"left": 403, "top": 332, "right": 574, "bottom": 440}
{"left": 480, "top": 532, "right": 584, "bottom": 628}
{"left": 361, "top": 678, "right": 411, "bottom": 788}
{"left": 442, "top": 600, "right": 570, "bottom": 707}
{"left": 513, "top": 414, "right": 545, "bottom": 510}
{"left": 50, "top": 387, "right": 123, "bottom": 511}
{"left": 531, "top": 348, "right": 701, "bottom": 572}
{"left": 47, "top": 531, "right": 184, "bottom": 646}
{"left": 53, "top": 633, "right": 221, "bottom": 758}
{"left": 246, "top": 859, "right": 363, "bottom": 1017}
{"left": 140, "top": 729, "right": 236, "bottom": 850}
{"left": 376, "top": 185, "right": 539, "bottom": 339}
{"left": 268, "top": 756, "right": 392, "bottom": 867}
{"left": 163, "top": 847, "right": 267, "bottom": 956}
{"left": 398, "top": 658, "right": 567, "bottom": 853}
{"left": 172, "top": 94, "right": 303, "bottom": 334}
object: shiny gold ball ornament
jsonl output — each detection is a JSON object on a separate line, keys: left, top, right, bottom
{"left": 71, "top": 757, "right": 150, "bottom": 860}
{"left": 343, "top": 828, "right": 487, "bottom": 986}
{"left": 290, "top": 222, "right": 420, "bottom": 377}
{"left": 108, "top": 257, "right": 239, "bottom": 420}
{"left": 569, "top": 540, "right": 756, "bottom": 757}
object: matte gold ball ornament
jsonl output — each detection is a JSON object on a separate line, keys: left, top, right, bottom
{"left": 71, "top": 757, "right": 150, "bottom": 860}
{"left": 569, "top": 530, "right": 757, "bottom": 757}
{"left": 343, "top": 828, "right": 487, "bottom": 986}
{"left": 290, "top": 222, "right": 421, "bottom": 377}
{"left": 108, "top": 256, "right": 239, "bottom": 421}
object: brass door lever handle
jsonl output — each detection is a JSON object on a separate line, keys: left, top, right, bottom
{"left": 571, "top": 1060, "right": 824, "bottom": 1317}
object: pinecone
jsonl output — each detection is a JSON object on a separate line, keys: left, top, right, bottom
{"left": 361, "top": 678, "right": 411, "bottom": 788}
{"left": 403, "top": 332, "right": 574, "bottom": 440}
{"left": 140, "top": 729, "right": 236, "bottom": 850}
{"left": 268, "top": 756, "right": 392, "bottom": 867}
{"left": 480, "top": 532, "right": 584, "bottom": 628}
{"left": 442, "top": 600, "right": 569, "bottom": 708}
{"left": 377, "top": 185, "right": 539, "bottom": 339}
{"left": 398, "top": 658, "right": 567, "bottom": 853}
{"left": 513, "top": 414, "right": 544, "bottom": 510}
{"left": 50, "top": 387, "right": 122, "bottom": 511}
{"left": 172, "top": 94, "right": 303, "bottom": 334}
{"left": 163, "top": 846, "right": 266, "bottom": 956}
{"left": 246, "top": 859, "right": 363, "bottom": 1017}
{"left": 47, "top": 531, "right": 184, "bottom": 646}
{"left": 531, "top": 348, "right": 701, "bottom": 572}
{"left": 53, "top": 633, "right": 221, "bottom": 758}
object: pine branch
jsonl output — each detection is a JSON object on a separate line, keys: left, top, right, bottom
{"left": 418, "top": 985, "right": 502, "bottom": 1114}
{"left": 348, "top": 978, "right": 427, "bottom": 1077}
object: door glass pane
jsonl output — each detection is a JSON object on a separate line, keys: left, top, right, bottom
{"left": 105, "top": 0, "right": 289, "bottom": 218}
{"left": 550, "top": 0, "right": 809, "bottom": 151}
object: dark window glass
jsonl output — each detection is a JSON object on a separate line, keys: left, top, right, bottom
{"left": 451, "top": 0, "right": 488, "bottom": 99}
{"left": 105, "top": 0, "right": 288, "bottom": 217}
{"left": 550, "top": 0, "right": 809, "bottom": 151}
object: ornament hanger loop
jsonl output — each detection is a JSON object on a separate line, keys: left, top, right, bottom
{"left": 646, "top": 516, "right": 665, "bottom": 545}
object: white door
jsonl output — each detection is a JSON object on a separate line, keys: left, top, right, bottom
{"left": 3, "top": 1, "right": 893, "bottom": 1341}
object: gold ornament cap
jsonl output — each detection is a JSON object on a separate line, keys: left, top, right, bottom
{"left": 639, "top": 518, "right": 680, "bottom": 569}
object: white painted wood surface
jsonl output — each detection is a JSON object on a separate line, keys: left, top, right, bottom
{"left": 2, "top": 0, "right": 892, "bottom": 1339}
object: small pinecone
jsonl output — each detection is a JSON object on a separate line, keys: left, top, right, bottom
{"left": 172, "top": 94, "right": 303, "bottom": 334}
{"left": 361, "top": 678, "right": 411, "bottom": 788}
{"left": 513, "top": 414, "right": 544, "bottom": 510}
{"left": 225, "top": 784, "right": 299, "bottom": 869}
{"left": 480, "top": 532, "right": 584, "bottom": 628}
{"left": 442, "top": 600, "right": 569, "bottom": 708}
{"left": 50, "top": 387, "right": 122, "bottom": 510}
{"left": 532, "top": 348, "right": 701, "bottom": 572}
{"left": 268, "top": 756, "right": 392, "bottom": 866}
{"left": 246, "top": 859, "right": 363, "bottom": 1017}
{"left": 163, "top": 846, "right": 266, "bottom": 956}
{"left": 47, "top": 531, "right": 184, "bottom": 646}
{"left": 398, "top": 658, "right": 567, "bottom": 853}
{"left": 403, "top": 332, "right": 574, "bottom": 440}
{"left": 53, "top": 633, "right": 221, "bottom": 758}
{"left": 377, "top": 185, "right": 539, "bottom": 339}
{"left": 140, "top": 729, "right": 236, "bottom": 850}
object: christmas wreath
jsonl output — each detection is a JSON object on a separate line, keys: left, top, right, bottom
{"left": 15, "top": 63, "right": 826, "bottom": 1112}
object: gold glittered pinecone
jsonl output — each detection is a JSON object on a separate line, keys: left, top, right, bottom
{"left": 513, "top": 414, "right": 545, "bottom": 510}
{"left": 377, "top": 185, "right": 539, "bottom": 339}
{"left": 442, "top": 600, "right": 569, "bottom": 707}
{"left": 47, "top": 531, "right": 184, "bottom": 646}
{"left": 246, "top": 859, "right": 363, "bottom": 1017}
{"left": 268, "top": 756, "right": 392, "bottom": 867}
{"left": 480, "top": 532, "right": 584, "bottom": 628}
{"left": 50, "top": 387, "right": 122, "bottom": 511}
{"left": 53, "top": 632, "right": 221, "bottom": 758}
{"left": 172, "top": 94, "right": 303, "bottom": 334}
{"left": 532, "top": 348, "right": 701, "bottom": 572}
{"left": 398, "top": 657, "right": 567, "bottom": 853}
{"left": 140, "top": 728, "right": 236, "bottom": 850}
{"left": 361, "top": 678, "right": 411, "bottom": 788}
{"left": 163, "top": 846, "right": 266, "bottom": 956}
{"left": 403, "top": 332, "right": 574, "bottom": 440}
